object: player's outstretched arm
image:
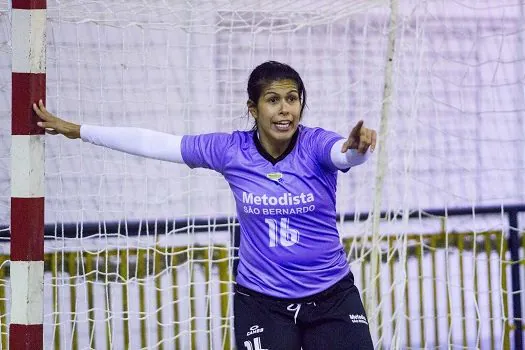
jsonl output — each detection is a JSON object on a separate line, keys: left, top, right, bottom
{"left": 330, "top": 120, "right": 376, "bottom": 170}
{"left": 33, "top": 99, "right": 184, "bottom": 164}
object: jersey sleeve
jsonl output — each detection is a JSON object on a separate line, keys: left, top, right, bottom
{"left": 181, "top": 132, "right": 232, "bottom": 173}
{"left": 308, "top": 127, "right": 348, "bottom": 172}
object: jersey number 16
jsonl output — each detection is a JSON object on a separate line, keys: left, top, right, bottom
{"left": 264, "top": 218, "right": 299, "bottom": 247}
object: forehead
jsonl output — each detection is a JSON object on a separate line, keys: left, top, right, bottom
{"left": 262, "top": 79, "right": 298, "bottom": 94}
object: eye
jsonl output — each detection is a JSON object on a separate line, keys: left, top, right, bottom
{"left": 268, "top": 96, "right": 279, "bottom": 103}
{"left": 287, "top": 95, "right": 299, "bottom": 103}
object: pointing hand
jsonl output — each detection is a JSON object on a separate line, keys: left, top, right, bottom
{"left": 341, "top": 120, "right": 376, "bottom": 154}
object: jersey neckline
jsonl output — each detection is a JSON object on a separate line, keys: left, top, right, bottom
{"left": 252, "top": 127, "right": 300, "bottom": 165}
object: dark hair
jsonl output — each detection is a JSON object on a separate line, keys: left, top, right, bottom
{"left": 247, "top": 61, "right": 307, "bottom": 129}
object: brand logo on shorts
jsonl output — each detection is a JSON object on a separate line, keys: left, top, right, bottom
{"left": 349, "top": 314, "right": 368, "bottom": 325}
{"left": 247, "top": 325, "right": 264, "bottom": 337}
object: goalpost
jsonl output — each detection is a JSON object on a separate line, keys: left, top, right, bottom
{"left": 3, "top": 0, "right": 525, "bottom": 349}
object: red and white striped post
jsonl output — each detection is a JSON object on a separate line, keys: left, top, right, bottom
{"left": 10, "top": 0, "right": 46, "bottom": 349}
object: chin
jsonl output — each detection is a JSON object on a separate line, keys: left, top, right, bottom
{"left": 271, "top": 129, "right": 295, "bottom": 142}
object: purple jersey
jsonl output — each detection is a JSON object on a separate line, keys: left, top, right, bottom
{"left": 181, "top": 125, "right": 350, "bottom": 298}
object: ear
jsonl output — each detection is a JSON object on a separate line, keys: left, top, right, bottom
{"left": 247, "top": 100, "right": 257, "bottom": 119}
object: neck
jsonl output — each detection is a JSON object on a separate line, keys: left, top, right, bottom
{"left": 257, "top": 132, "right": 291, "bottom": 159}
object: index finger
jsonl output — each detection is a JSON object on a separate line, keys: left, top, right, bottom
{"left": 32, "top": 100, "right": 49, "bottom": 120}
{"left": 32, "top": 103, "right": 45, "bottom": 120}
{"left": 350, "top": 120, "right": 364, "bottom": 137}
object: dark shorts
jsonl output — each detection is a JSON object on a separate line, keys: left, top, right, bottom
{"left": 234, "top": 273, "right": 374, "bottom": 350}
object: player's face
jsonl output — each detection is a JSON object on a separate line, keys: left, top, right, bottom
{"left": 252, "top": 79, "right": 301, "bottom": 147}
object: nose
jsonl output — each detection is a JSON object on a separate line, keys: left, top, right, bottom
{"left": 280, "top": 100, "right": 291, "bottom": 115}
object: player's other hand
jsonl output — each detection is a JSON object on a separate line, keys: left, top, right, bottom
{"left": 341, "top": 120, "right": 377, "bottom": 154}
{"left": 33, "top": 100, "right": 81, "bottom": 139}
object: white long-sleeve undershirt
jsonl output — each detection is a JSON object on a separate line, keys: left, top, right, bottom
{"left": 330, "top": 138, "right": 371, "bottom": 169}
{"left": 80, "top": 125, "right": 370, "bottom": 170}
{"left": 81, "top": 125, "right": 184, "bottom": 163}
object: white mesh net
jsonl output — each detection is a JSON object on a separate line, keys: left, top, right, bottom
{"left": 1, "top": 0, "right": 525, "bottom": 349}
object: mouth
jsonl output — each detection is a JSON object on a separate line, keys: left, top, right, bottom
{"left": 273, "top": 120, "right": 292, "bottom": 132}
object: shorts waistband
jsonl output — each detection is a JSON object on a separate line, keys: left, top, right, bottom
{"left": 235, "top": 272, "right": 354, "bottom": 303}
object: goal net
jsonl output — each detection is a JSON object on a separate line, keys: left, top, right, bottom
{"left": 2, "top": 0, "right": 524, "bottom": 349}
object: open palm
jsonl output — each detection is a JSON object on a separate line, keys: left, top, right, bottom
{"left": 32, "top": 100, "right": 81, "bottom": 139}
